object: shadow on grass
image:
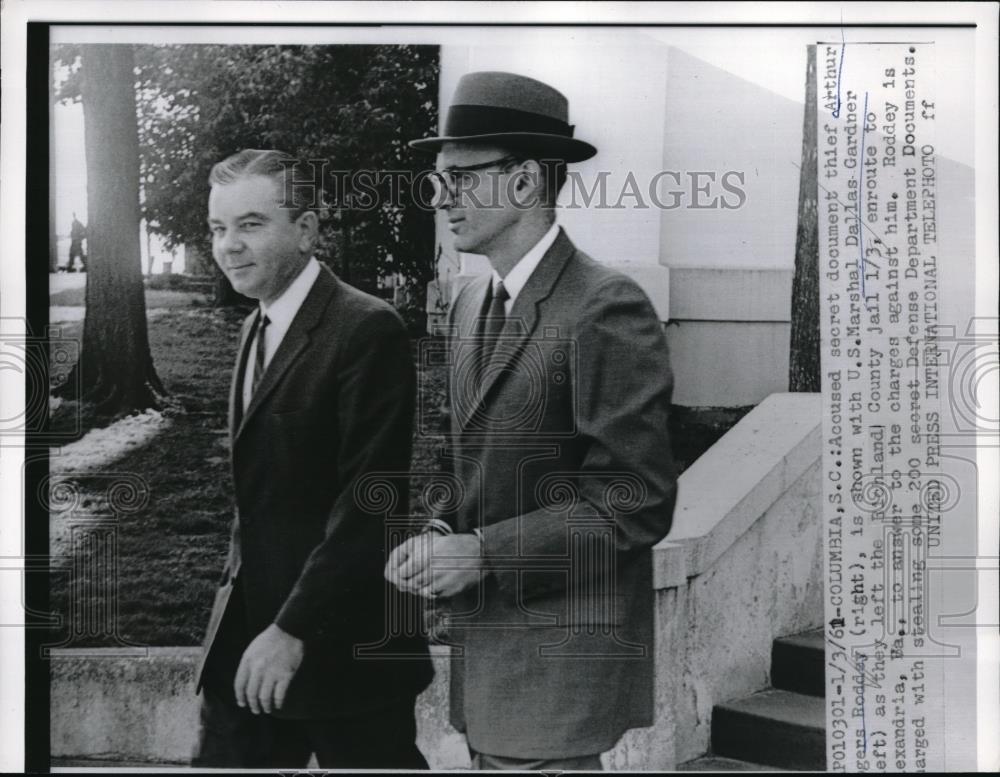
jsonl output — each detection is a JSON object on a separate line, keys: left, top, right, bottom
{"left": 48, "top": 276, "right": 214, "bottom": 308}
{"left": 47, "top": 304, "right": 246, "bottom": 648}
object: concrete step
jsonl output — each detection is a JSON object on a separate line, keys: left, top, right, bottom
{"left": 711, "top": 688, "right": 825, "bottom": 771}
{"left": 771, "top": 628, "right": 825, "bottom": 697}
{"left": 679, "top": 754, "right": 789, "bottom": 771}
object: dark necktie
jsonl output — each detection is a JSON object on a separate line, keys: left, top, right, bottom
{"left": 479, "top": 281, "right": 509, "bottom": 382}
{"left": 252, "top": 313, "right": 270, "bottom": 396}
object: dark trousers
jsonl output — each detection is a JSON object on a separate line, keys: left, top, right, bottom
{"left": 67, "top": 242, "right": 85, "bottom": 270}
{"left": 471, "top": 749, "right": 603, "bottom": 770}
{"left": 192, "top": 684, "right": 428, "bottom": 769}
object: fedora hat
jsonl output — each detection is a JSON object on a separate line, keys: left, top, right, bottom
{"left": 408, "top": 71, "right": 597, "bottom": 163}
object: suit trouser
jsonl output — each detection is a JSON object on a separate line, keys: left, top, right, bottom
{"left": 470, "top": 749, "right": 603, "bottom": 771}
{"left": 192, "top": 684, "right": 428, "bottom": 769}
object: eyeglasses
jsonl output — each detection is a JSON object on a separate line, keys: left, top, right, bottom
{"left": 428, "top": 155, "right": 520, "bottom": 205}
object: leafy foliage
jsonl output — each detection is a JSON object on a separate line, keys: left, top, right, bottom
{"left": 55, "top": 44, "right": 440, "bottom": 322}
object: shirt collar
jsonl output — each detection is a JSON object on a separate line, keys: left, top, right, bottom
{"left": 259, "top": 256, "right": 321, "bottom": 331}
{"left": 492, "top": 221, "right": 560, "bottom": 304}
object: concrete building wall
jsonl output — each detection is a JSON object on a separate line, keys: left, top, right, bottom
{"left": 666, "top": 266, "right": 793, "bottom": 406}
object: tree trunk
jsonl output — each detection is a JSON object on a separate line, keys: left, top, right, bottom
{"left": 145, "top": 225, "right": 154, "bottom": 277}
{"left": 54, "top": 44, "right": 165, "bottom": 413}
{"left": 184, "top": 243, "right": 212, "bottom": 276}
{"left": 789, "top": 44, "right": 821, "bottom": 392}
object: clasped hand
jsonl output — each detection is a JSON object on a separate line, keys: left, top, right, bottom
{"left": 384, "top": 532, "right": 483, "bottom": 599}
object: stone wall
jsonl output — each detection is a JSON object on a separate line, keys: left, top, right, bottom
{"left": 51, "top": 646, "right": 469, "bottom": 769}
{"left": 605, "top": 393, "right": 824, "bottom": 769}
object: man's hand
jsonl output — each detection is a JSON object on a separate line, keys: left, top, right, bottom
{"left": 384, "top": 533, "right": 429, "bottom": 593}
{"left": 384, "top": 532, "right": 483, "bottom": 599}
{"left": 234, "top": 623, "right": 304, "bottom": 715}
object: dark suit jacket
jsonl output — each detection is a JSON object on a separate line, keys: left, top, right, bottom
{"left": 197, "top": 264, "right": 433, "bottom": 719}
{"left": 437, "top": 229, "right": 677, "bottom": 758}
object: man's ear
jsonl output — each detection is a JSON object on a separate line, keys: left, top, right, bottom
{"left": 297, "top": 210, "right": 319, "bottom": 252}
{"left": 511, "top": 161, "right": 543, "bottom": 208}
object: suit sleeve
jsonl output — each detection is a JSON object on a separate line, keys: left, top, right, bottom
{"left": 274, "top": 306, "right": 416, "bottom": 639}
{"left": 431, "top": 282, "right": 466, "bottom": 531}
{"left": 479, "top": 275, "right": 678, "bottom": 600}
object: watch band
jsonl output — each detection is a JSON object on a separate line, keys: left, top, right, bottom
{"left": 422, "top": 517, "right": 455, "bottom": 536}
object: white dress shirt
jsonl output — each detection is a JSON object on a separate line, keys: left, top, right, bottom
{"left": 490, "top": 221, "right": 560, "bottom": 314}
{"left": 242, "top": 257, "right": 322, "bottom": 412}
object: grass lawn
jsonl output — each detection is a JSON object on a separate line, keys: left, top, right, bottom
{"left": 47, "top": 287, "right": 448, "bottom": 648}
{"left": 47, "top": 283, "right": 742, "bottom": 647}
{"left": 48, "top": 300, "right": 246, "bottom": 647}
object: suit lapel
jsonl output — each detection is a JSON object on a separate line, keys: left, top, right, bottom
{"left": 229, "top": 312, "right": 259, "bottom": 440}
{"left": 234, "top": 266, "right": 338, "bottom": 442}
{"left": 459, "top": 229, "right": 575, "bottom": 431}
{"left": 453, "top": 274, "right": 492, "bottom": 431}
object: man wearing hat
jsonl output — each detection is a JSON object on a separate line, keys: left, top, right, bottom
{"left": 386, "top": 72, "right": 678, "bottom": 769}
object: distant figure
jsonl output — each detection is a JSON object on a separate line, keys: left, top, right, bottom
{"left": 68, "top": 213, "right": 87, "bottom": 272}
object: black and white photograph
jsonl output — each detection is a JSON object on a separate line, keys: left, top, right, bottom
{"left": 0, "top": 1, "right": 997, "bottom": 772}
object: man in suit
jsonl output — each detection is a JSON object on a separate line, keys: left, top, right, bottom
{"left": 194, "top": 149, "right": 432, "bottom": 768}
{"left": 385, "top": 72, "right": 678, "bottom": 770}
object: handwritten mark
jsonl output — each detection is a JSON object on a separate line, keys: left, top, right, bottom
{"left": 858, "top": 653, "right": 868, "bottom": 754}
{"left": 825, "top": 636, "right": 884, "bottom": 689}
{"left": 832, "top": 28, "right": 847, "bottom": 119}
{"left": 857, "top": 91, "right": 870, "bottom": 297}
